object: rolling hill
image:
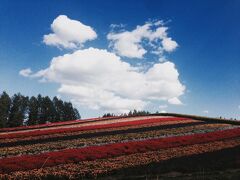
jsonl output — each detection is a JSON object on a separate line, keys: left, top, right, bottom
{"left": 0, "top": 114, "right": 240, "bottom": 179}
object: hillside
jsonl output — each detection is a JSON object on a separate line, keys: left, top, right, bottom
{"left": 0, "top": 114, "right": 240, "bottom": 179}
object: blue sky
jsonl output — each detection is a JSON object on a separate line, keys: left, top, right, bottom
{"left": 0, "top": 0, "right": 240, "bottom": 119}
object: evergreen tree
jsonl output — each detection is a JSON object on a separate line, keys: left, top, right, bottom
{"left": 63, "top": 102, "right": 74, "bottom": 120}
{"left": 133, "top": 109, "right": 138, "bottom": 115}
{"left": 103, "top": 113, "right": 115, "bottom": 117}
{"left": 27, "top": 96, "right": 39, "bottom": 125}
{"left": 128, "top": 110, "right": 133, "bottom": 116}
{"left": 128, "top": 109, "right": 150, "bottom": 116}
{"left": 41, "top": 96, "right": 55, "bottom": 124}
{"left": 0, "top": 91, "right": 81, "bottom": 128}
{"left": 0, "top": 91, "right": 11, "bottom": 128}
{"left": 37, "top": 94, "right": 44, "bottom": 124}
{"left": 73, "top": 108, "right": 81, "bottom": 119}
{"left": 52, "top": 97, "right": 59, "bottom": 122}
{"left": 8, "top": 93, "right": 28, "bottom": 127}
{"left": 53, "top": 96, "right": 65, "bottom": 121}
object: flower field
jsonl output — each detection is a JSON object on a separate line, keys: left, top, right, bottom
{"left": 0, "top": 115, "right": 240, "bottom": 179}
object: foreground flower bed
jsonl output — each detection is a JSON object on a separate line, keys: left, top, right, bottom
{"left": 0, "top": 115, "right": 239, "bottom": 179}
{"left": 1, "top": 126, "right": 240, "bottom": 173}
{"left": 1, "top": 138, "right": 240, "bottom": 179}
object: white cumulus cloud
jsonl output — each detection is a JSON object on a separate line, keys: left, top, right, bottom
{"left": 203, "top": 110, "right": 209, "bottom": 114}
{"left": 168, "top": 97, "right": 183, "bottom": 105}
{"left": 162, "top": 37, "right": 178, "bottom": 52}
{"left": 159, "top": 105, "right": 168, "bottom": 109}
{"left": 107, "top": 21, "right": 178, "bottom": 59}
{"left": 20, "top": 17, "right": 186, "bottom": 113}
{"left": 19, "top": 68, "right": 32, "bottom": 77}
{"left": 22, "top": 48, "right": 185, "bottom": 112}
{"left": 43, "top": 15, "right": 97, "bottom": 49}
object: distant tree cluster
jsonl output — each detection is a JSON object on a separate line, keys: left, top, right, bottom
{"left": 128, "top": 109, "right": 150, "bottom": 116}
{"left": 103, "top": 109, "right": 150, "bottom": 118}
{"left": 102, "top": 113, "right": 116, "bottom": 117}
{"left": 0, "top": 91, "right": 80, "bottom": 128}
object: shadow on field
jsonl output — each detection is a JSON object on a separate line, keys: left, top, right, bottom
{"left": 97, "top": 145, "right": 240, "bottom": 180}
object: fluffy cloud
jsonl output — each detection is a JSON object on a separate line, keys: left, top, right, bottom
{"left": 20, "top": 17, "right": 185, "bottom": 113}
{"left": 43, "top": 15, "right": 97, "bottom": 49}
{"left": 159, "top": 105, "right": 168, "bottom": 109}
{"left": 162, "top": 37, "right": 178, "bottom": 52}
{"left": 19, "top": 68, "right": 32, "bottom": 77}
{"left": 22, "top": 48, "right": 185, "bottom": 112}
{"left": 107, "top": 21, "right": 178, "bottom": 58}
{"left": 59, "top": 85, "right": 145, "bottom": 112}
{"left": 18, "top": 68, "right": 47, "bottom": 79}
{"left": 168, "top": 97, "right": 183, "bottom": 105}
{"left": 203, "top": 110, "right": 209, "bottom": 114}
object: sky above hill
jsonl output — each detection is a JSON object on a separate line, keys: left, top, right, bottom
{"left": 0, "top": 0, "right": 240, "bottom": 119}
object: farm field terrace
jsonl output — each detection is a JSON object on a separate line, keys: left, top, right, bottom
{"left": 0, "top": 115, "right": 240, "bottom": 179}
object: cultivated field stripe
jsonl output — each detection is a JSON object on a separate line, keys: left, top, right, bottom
{"left": 0, "top": 116, "right": 118, "bottom": 133}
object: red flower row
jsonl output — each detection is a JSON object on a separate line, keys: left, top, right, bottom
{"left": 0, "top": 116, "right": 120, "bottom": 133}
{"left": 0, "top": 127, "right": 239, "bottom": 173}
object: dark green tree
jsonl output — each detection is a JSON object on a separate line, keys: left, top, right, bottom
{"left": 27, "top": 96, "right": 39, "bottom": 125}
{"left": 52, "top": 96, "right": 65, "bottom": 121}
{"left": 128, "top": 109, "right": 150, "bottom": 116}
{"left": 41, "top": 96, "right": 55, "bottom": 123}
{"left": 37, "top": 94, "right": 44, "bottom": 124}
{"left": 62, "top": 102, "right": 74, "bottom": 120}
{"left": 133, "top": 109, "right": 138, "bottom": 115}
{"left": 0, "top": 91, "right": 11, "bottom": 128}
{"left": 73, "top": 108, "right": 81, "bottom": 119}
{"left": 103, "top": 113, "right": 115, "bottom": 117}
{"left": 0, "top": 91, "right": 81, "bottom": 128}
{"left": 8, "top": 93, "right": 28, "bottom": 127}
{"left": 128, "top": 110, "right": 133, "bottom": 116}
